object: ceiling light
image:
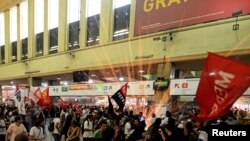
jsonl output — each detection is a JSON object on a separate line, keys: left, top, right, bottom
{"left": 63, "top": 82, "right": 68, "bottom": 85}
{"left": 138, "top": 70, "right": 144, "bottom": 73}
{"left": 119, "top": 77, "right": 124, "bottom": 81}
{"left": 88, "top": 79, "right": 93, "bottom": 83}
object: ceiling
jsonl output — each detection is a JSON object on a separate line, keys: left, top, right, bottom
{"left": 0, "top": 0, "right": 22, "bottom": 12}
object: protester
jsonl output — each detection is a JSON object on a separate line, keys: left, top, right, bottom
{"left": 66, "top": 120, "right": 80, "bottom": 141}
{"left": 14, "top": 133, "right": 29, "bottom": 141}
{"left": 5, "top": 115, "right": 28, "bottom": 141}
{"left": 29, "top": 119, "right": 45, "bottom": 141}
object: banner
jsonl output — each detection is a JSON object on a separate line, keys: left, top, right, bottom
{"left": 14, "top": 86, "right": 27, "bottom": 115}
{"left": 31, "top": 81, "right": 154, "bottom": 96}
{"left": 30, "top": 87, "right": 42, "bottom": 103}
{"left": 112, "top": 83, "right": 128, "bottom": 111}
{"left": 195, "top": 52, "right": 250, "bottom": 121}
{"left": 135, "top": 0, "right": 250, "bottom": 36}
{"left": 38, "top": 88, "right": 52, "bottom": 108}
{"left": 108, "top": 97, "right": 119, "bottom": 120}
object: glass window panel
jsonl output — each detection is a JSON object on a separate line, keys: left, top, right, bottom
{"left": 86, "top": 0, "right": 101, "bottom": 46}
{"left": 113, "top": 0, "right": 130, "bottom": 41}
{"left": 12, "top": 41, "right": 17, "bottom": 62}
{"left": 0, "top": 13, "right": 5, "bottom": 46}
{"left": 48, "top": 0, "right": 59, "bottom": 53}
{"left": 35, "top": 0, "right": 44, "bottom": 34}
{"left": 20, "top": 0, "right": 28, "bottom": 39}
{"left": 87, "top": 0, "right": 101, "bottom": 17}
{"left": 68, "top": 0, "right": 80, "bottom": 23}
{"left": 35, "top": 0, "right": 44, "bottom": 56}
{"left": 0, "top": 45, "right": 4, "bottom": 64}
{"left": 21, "top": 38, "right": 28, "bottom": 60}
{"left": 20, "top": 0, "right": 28, "bottom": 60}
{"left": 10, "top": 7, "right": 17, "bottom": 42}
{"left": 68, "top": 0, "right": 80, "bottom": 50}
{"left": 0, "top": 13, "right": 4, "bottom": 63}
{"left": 48, "top": 0, "right": 59, "bottom": 29}
{"left": 114, "top": 0, "right": 131, "bottom": 8}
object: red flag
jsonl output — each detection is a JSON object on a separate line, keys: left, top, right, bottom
{"left": 73, "top": 103, "right": 81, "bottom": 113}
{"left": 59, "top": 97, "right": 67, "bottom": 109}
{"left": 195, "top": 52, "right": 250, "bottom": 121}
{"left": 112, "top": 83, "right": 128, "bottom": 112}
{"left": 39, "top": 88, "right": 52, "bottom": 108}
{"left": 33, "top": 87, "right": 42, "bottom": 103}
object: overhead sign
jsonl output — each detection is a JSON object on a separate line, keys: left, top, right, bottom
{"left": 31, "top": 81, "right": 154, "bottom": 96}
{"left": 170, "top": 78, "right": 250, "bottom": 95}
{"left": 135, "top": 0, "right": 250, "bottom": 36}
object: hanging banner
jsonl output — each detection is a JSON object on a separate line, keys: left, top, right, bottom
{"left": 135, "top": 0, "right": 250, "bottom": 36}
{"left": 31, "top": 81, "right": 154, "bottom": 96}
{"left": 170, "top": 78, "right": 250, "bottom": 95}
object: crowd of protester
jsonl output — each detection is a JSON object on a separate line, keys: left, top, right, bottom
{"left": 0, "top": 102, "right": 249, "bottom": 141}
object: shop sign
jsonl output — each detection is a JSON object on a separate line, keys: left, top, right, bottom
{"left": 31, "top": 81, "right": 154, "bottom": 96}
{"left": 170, "top": 78, "right": 250, "bottom": 95}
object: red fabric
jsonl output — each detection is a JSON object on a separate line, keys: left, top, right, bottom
{"left": 59, "top": 97, "right": 67, "bottom": 109}
{"left": 112, "top": 83, "right": 128, "bottom": 112}
{"left": 39, "top": 88, "right": 52, "bottom": 108}
{"left": 73, "top": 103, "right": 81, "bottom": 113}
{"left": 33, "top": 87, "right": 42, "bottom": 103}
{"left": 195, "top": 52, "right": 250, "bottom": 121}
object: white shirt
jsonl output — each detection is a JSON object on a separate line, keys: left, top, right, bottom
{"left": 83, "top": 120, "right": 93, "bottom": 138}
{"left": 0, "top": 119, "right": 6, "bottom": 135}
{"left": 124, "top": 121, "right": 131, "bottom": 135}
{"left": 29, "top": 126, "right": 44, "bottom": 141}
{"left": 53, "top": 118, "right": 61, "bottom": 134}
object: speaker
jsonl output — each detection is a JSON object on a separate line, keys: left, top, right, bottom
{"left": 73, "top": 70, "right": 89, "bottom": 82}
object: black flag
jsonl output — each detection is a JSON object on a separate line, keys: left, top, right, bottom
{"left": 112, "top": 83, "right": 128, "bottom": 112}
{"left": 108, "top": 97, "right": 119, "bottom": 119}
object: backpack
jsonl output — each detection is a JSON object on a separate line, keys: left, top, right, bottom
{"left": 48, "top": 121, "right": 54, "bottom": 132}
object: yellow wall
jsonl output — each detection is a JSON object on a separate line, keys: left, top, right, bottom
{"left": 0, "top": 0, "right": 250, "bottom": 81}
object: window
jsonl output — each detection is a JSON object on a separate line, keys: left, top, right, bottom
{"left": 68, "top": 0, "right": 80, "bottom": 50}
{"left": 35, "top": 0, "right": 44, "bottom": 56}
{"left": 10, "top": 6, "right": 17, "bottom": 62}
{"left": 48, "top": 0, "right": 59, "bottom": 54}
{"left": 86, "top": 0, "right": 101, "bottom": 46}
{"left": 113, "top": 0, "right": 130, "bottom": 41}
{"left": 20, "top": 0, "right": 28, "bottom": 59}
{"left": 0, "top": 13, "right": 5, "bottom": 64}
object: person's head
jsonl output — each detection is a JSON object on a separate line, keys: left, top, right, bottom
{"left": 35, "top": 119, "right": 43, "bottom": 127}
{"left": 133, "top": 118, "right": 139, "bottom": 126}
{"left": 15, "top": 115, "right": 22, "bottom": 124}
{"left": 99, "top": 120, "right": 107, "bottom": 132}
{"left": 154, "top": 118, "right": 162, "bottom": 126}
{"left": 14, "top": 133, "right": 29, "bottom": 141}
{"left": 71, "top": 120, "right": 78, "bottom": 127}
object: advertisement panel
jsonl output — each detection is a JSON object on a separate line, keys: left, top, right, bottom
{"left": 135, "top": 0, "right": 250, "bottom": 36}
{"left": 170, "top": 78, "right": 250, "bottom": 95}
{"left": 30, "top": 81, "right": 154, "bottom": 96}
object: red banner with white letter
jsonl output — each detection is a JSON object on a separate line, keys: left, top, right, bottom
{"left": 195, "top": 52, "right": 250, "bottom": 121}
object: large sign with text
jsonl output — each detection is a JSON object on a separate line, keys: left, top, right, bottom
{"left": 170, "top": 78, "right": 250, "bottom": 95}
{"left": 135, "top": 0, "right": 250, "bottom": 36}
{"left": 31, "top": 81, "right": 154, "bottom": 96}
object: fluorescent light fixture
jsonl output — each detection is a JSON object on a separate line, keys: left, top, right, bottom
{"left": 119, "top": 77, "right": 124, "bottom": 81}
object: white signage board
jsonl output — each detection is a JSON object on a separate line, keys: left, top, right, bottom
{"left": 170, "top": 78, "right": 250, "bottom": 96}
{"left": 31, "top": 81, "right": 154, "bottom": 96}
